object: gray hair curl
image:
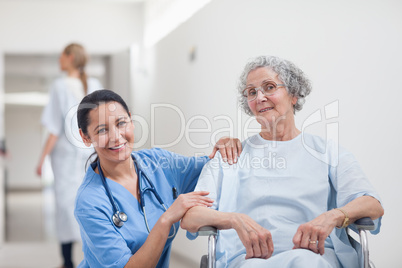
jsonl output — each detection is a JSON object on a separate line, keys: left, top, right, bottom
{"left": 238, "top": 56, "right": 312, "bottom": 115}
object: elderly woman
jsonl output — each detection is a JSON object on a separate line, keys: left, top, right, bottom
{"left": 181, "top": 55, "right": 384, "bottom": 268}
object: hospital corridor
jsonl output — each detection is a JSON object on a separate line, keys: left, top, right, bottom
{"left": 0, "top": 186, "right": 84, "bottom": 267}
{"left": 0, "top": 186, "right": 193, "bottom": 267}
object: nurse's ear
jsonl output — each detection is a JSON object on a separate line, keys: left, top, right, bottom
{"left": 79, "top": 129, "right": 92, "bottom": 147}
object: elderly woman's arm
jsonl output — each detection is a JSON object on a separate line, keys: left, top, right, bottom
{"left": 181, "top": 206, "right": 274, "bottom": 259}
{"left": 292, "top": 195, "right": 384, "bottom": 255}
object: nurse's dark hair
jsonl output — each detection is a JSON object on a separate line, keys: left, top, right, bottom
{"left": 77, "top": 89, "right": 130, "bottom": 166}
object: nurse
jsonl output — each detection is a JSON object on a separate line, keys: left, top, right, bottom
{"left": 36, "top": 43, "right": 102, "bottom": 268}
{"left": 75, "top": 89, "right": 241, "bottom": 268}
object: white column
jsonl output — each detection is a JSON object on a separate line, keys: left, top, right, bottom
{"left": 0, "top": 50, "right": 5, "bottom": 246}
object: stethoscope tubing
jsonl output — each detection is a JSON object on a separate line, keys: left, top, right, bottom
{"left": 97, "top": 160, "right": 123, "bottom": 216}
{"left": 98, "top": 156, "right": 176, "bottom": 238}
{"left": 134, "top": 158, "right": 176, "bottom": 238}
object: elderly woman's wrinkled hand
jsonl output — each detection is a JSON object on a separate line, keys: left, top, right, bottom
{"left": 209, "top": 137, "right": 242, "bottom": 165}
{"left": 292, "top": 210, "right": 340, "bottom": 255}
{"left": 232, "top": 213, "right": 274, "bottom": 259}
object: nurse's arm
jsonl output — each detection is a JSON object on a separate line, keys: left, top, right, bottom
{"left": 36, "top": 133, "right": 58, "bottom": 176}
{"left": 181, "top": 206, "right": 274, "bottom": 259}
{"left": 124, "top": 213, "right": 173, "bottom": 268}
{"left": 124, "top": 191, "right": 213, "bottom": 268}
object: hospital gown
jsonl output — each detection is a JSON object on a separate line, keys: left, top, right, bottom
{"left": 75, "top": 149, "right": 209, "bottom": 268}
{"left": 41, "top": 77, "right": 102, "bottom": 243}
{"left": 188, "top": 133, "right": 382, "bottom": 268}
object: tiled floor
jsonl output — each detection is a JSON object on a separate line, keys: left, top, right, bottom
{"left": 0, "top": 187, "right": 195, "bottom": 268}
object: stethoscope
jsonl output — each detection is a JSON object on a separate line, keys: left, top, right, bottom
{"left": 97, "top": 156, "right": 177, "bottom": 238}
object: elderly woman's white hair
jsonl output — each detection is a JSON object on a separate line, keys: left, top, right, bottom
{"left": 238, "top": 56, "right": 312, "bottom": 115}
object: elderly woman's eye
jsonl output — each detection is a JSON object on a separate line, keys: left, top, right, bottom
{"left": 263, "top": 84, "right": 276, "bottom": 92}
{"left": 248, "top": 88, "right": 257, "bottom": 96}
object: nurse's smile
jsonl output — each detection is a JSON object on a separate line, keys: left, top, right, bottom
{"left": 109, "top": 142, "right": 127, "bottom": 151}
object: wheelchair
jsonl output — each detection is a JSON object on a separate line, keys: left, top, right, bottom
{"left": 198, "top": 217, "right": 375, "bottom": 268}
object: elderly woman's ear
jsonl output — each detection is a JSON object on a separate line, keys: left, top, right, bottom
{"left": 292, "top": 96, "right": 297, "bottom": 105}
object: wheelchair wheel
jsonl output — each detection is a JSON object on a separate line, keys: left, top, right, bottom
{"left": 200, "top": 255, "right": 208, "bottom": 268}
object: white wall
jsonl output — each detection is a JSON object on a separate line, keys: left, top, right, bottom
{"left": 135, "top": 0, "right": 402, "bottom": 266}
{"left": 0, "top": 1, "right": 143, "bottom": 54}
{"left": 0, "top": 50, "right": 5, "bottom": 246}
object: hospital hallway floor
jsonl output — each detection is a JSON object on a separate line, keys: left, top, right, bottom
{"left": 0, "top": 187, "right": 194, "bottom": 268}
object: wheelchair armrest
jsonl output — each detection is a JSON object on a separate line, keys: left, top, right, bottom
{"left": 198, "top": 226, "right": 218, "bottom": 268}
{"left": 198, "top": 226, "right": 218, "bottom": 236}
{"left": 349, "top": 217, "right": 375, "bottom": 268}
{"left": 351, "top": 217, "right": 375, "bottom": 231}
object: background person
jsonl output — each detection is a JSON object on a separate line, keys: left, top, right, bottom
{"left": 181, "top": 55, "right": 384, "bottom": 268}
{"left": 36, "top": 43, "right": 102, "bottom": 268}
{"left": 75, "top": 89, "right": 241, "bottom": 268}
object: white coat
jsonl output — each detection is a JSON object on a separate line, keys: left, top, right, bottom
{"left": 41, "top": 77, "right": 102, "bottom": 243}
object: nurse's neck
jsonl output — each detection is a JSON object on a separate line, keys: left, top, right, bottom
{"left": 98, "top": 157, "right": 137, "bottom": 183}
{"left": 67, "top": 68, "right": 80, "bottom": 78}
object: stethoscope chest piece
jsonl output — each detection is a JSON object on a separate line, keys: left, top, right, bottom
{"left": 98, "top": 156, "right": 175, "bottom": 236}
{"left": 113, "top": 211, "right": 128, "bottom": 227}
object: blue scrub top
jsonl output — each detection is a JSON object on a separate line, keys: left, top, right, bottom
{"left": 75, "top": 148, "right": 209, "bottom": 268}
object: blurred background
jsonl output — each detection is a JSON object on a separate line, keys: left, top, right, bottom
{"left": 0, "top": 0, "right": 401, "bottom": 267}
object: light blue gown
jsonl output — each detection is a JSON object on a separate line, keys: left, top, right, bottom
{"left": 41, "top": 77, "right": 102, "bottom": 243}
{"left": 188, "top": 133, "right": 382, "bottom": 268}
{"left": 75, "top": 149, "right": 209, "bottom": 268}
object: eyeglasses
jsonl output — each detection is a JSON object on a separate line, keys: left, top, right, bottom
{"left": 242, "top": 81, "right": 286, "bottom": 101}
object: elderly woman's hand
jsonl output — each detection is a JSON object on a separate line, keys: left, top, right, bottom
{"left": 209, "top": 136, "right": 242, "bottom": 165}
{"left": 232, "top": 213, "right": 274, "bottom": 259}
{"left": 292, "top": 210, "right": 342, "bottom": 255}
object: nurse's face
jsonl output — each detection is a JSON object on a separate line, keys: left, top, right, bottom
{"left": 59, "top": 52, "right": 73, "bottom": 71}
{"left": 83, "top": 101, "right": 134, "bottom": 163}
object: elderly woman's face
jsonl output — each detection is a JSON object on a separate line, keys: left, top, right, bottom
{"left": 246, "top": 67, "right": 297, "bottom": 126}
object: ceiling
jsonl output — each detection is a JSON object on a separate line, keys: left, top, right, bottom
{"left": 0, "top": 0, "right": 145, "bottom": 2}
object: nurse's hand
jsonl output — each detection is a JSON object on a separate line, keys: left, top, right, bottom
{"left": 164, "top": 191, "right": 214, "bottom": 225}
{"left": 209, "top": 137, "right": 242, "bottom": 165}
{"left": 292, "top": 210, "right": 340, "bottom": 255}
{"left": 231, "top": 213, "right": 274, "bottom": 259}
{"left": 36, "top": 162, "right": 43, "bottom": 177}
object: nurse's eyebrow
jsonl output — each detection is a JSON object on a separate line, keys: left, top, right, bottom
{"left": 94, "top": 124, "right": 106, "bottom": 132}
{"left": 116, "top": 116, "right": 128, "bottom": 121}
